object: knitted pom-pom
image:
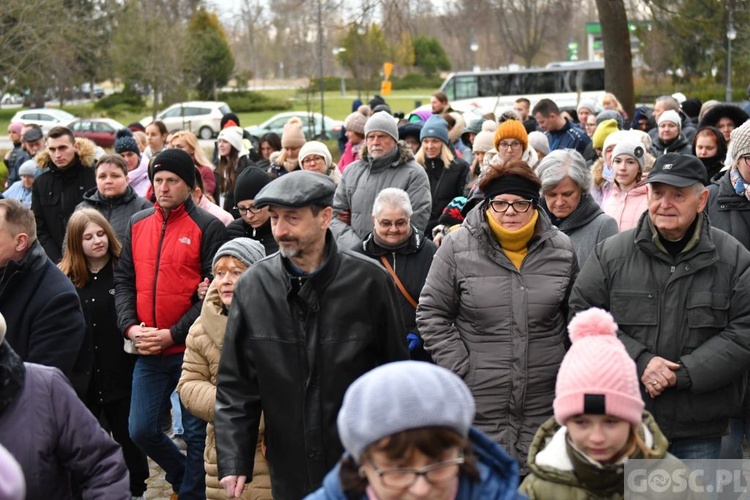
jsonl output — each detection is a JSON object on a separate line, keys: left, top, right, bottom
{"left": 568, "top": 307, "right": 618, "bottom": 342}
{"left": 285, "top": 116, "right": 303, "bottom": 128}
{"left": 116, "top": 128, "right": 134, "bottom": 139}
{"left": 482, "top": 120, "right": 498, "bottom": 133}
{"left": 357, "top": 105, "right": 372, "bottom": 117}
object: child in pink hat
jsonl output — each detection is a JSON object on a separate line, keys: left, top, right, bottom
{"left": 520, "top": 308, "right": 686, "bottom": 498}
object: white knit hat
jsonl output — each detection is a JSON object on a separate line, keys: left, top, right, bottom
{"left": 337, "top": 361, "right": 475, "bottom": 461}
{"left": 730, "top": 120, "right": 750, "bottom": 160}
{"left": 298, "top": 141, "right": 332, "bottom": 169}
{"left": 658, "top": 110, "right": 682, "bottom": 130}
{"left": 218, "top": 126, "right": 244, "bottom": 152}
{"left": 472, "top": 121, "right": 497, "bottom": 153}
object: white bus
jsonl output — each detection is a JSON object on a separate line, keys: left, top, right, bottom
{"left": 432, "top": 61, "right": 606, "bottom": 117}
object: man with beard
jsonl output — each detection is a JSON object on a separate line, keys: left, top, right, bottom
{"left": 215, "top": 170, "right": 408, "bottom": 499}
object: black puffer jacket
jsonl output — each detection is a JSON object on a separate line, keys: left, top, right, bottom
{"left": 353, "top": 227, "right": 437, "bottom": 361}
{"left": 77, "top": 185, "right": 152, "bottom": 242}
{"left": 226, "top": 217, "right": 279, "bottom": 255}
{"left": 650, "top": 133, "right": 692, "bottom": 158}
{"left": 423, "top": 156, "right": 469, "bottom": 237}
{"left": 707, "top": 170, "right": 750, "bottom": 249}
{"left": 31, "top": 138, "right": 97, "bottom": 262}
{"left": 215, "top": 232, "right": 408, "bottom": 499}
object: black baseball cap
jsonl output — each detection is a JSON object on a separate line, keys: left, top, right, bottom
{"left": 646, "top": 153, "right": 707, "bottom": 188}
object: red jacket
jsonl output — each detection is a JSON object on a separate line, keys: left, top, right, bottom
{"left": 114, "top": 198, "right": 229, "bottom": 356}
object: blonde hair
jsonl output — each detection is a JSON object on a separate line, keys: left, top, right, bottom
{"left": 414, "top": 143, "right": 455, "bottom": 167}
{"left": 602, "top": 93, "right": 625, "bottom": 114}
{"left": 133, "top": 131, "right": 147, "bottom": 152}
{"left": 170, "top": 130, "right": 213, "bottom": 168}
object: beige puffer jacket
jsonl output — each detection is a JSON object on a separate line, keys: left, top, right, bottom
{"left": 178, "top": 282, "right": 271, "bottom": 499}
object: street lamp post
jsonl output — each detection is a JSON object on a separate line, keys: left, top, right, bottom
{"left": 470, "top": 38, "right": 479, "bottom": 72}
{"left": 333, "top": 47, "right": 347, "bottom": 97}
{"left": 726, "top": 22, "right": 737, "bottom": 103}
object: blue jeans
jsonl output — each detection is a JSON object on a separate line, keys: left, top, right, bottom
{"left": 171, "top": 390, "right": 184, "bottom": 436}
{"left": 130, "top": 354, "right": 206, "bottom": 499}
{"left": 669, "top": 436, "right": 722, "bottom": 460}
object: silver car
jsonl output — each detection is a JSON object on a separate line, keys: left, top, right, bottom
{"left": 141, "top": 101, "right": 232, "bottom": 140}
{"left": 10, "top": 108, "right": 78, "bottom": 134}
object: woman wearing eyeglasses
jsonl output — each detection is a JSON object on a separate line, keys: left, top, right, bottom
{"left": 298, "top": 141, "right": 340, "bottom": 185}
{"left": 417, "top": 160, "right": 577, "bottom": 476}
{"left": 227, "top": 167, "right": 279, "bottom": 255}
{"left": 489, "top": 118, "right": 539, "bottom": 170}
{"left": 414, "top": 115, "right": 470, "bottom": 238}
{"left": 306, "top": 361, "right": 524, "bottom": 500}
{"left": 352, "top": 188, "right": 437, "bottom": 362}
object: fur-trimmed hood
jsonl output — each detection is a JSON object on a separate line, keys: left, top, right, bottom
{"left": 34, "top": 137, "right": 98, "bottom": 170}
{"left": 359, "top": 140, "right": 415, "bottom": 165}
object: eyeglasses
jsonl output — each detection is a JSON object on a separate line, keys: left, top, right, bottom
{"left": 376, "top": 218, "right": 409, "bottom": 229}
{"left": 301, "top": 156, "right": 325, "bottom": 165}
{"left": 488, "top": 199, "right": 534, "bottom": 213}
{"left": 234, "top": 205, "right": 262, "bottom": 215}
{"left": 497, "top": 140, "right": 522, "bottom": 150}
{"left": 367, "top": 455, "right": 464, "bottom": 489}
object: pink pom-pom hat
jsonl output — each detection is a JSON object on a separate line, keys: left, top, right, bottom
{"left": 554, "top": 308, "right": 645, "bottom": 426}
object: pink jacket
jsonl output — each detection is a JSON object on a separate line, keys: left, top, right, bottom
{"left": 337, "top": 141, "right": 360, "bottom": 173}
{"left": 198, "top": 196, "right": 234, "bottom": 226}
{"left": 602, "top": 181, "right": 649, "bottom": 232}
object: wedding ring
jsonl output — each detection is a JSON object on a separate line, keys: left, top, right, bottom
{"left": 651, "top": 380, "right": 658, "bottom": 386}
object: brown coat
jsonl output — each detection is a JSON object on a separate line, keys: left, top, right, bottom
{"left": 178, "top": 282, "right": 271, "bottom": 499}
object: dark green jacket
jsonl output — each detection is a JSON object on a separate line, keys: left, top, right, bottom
{"left": 569, "top": 211, "right": 750, "bottom": 439}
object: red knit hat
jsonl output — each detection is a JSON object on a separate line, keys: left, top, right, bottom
{"left": 554, "top": 308, "right": 644, "bottom": 426}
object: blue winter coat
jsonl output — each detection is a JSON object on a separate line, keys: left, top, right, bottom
{"left": 305, "top": 428, "right": 526, "bottom": 500}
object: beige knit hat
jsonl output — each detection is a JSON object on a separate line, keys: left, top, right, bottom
{"left": 472, "top": 121, "right": 497, "bottom": 153}
{"left": 731, "top": 120, "right": 750, "bottom": 160}
{"left": 281, "top": 117, "right": 306, "bottom": 149}
{"left": 344, "top": 107, "right": 372, "bottom": 136}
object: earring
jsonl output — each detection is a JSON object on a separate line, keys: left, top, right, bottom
{"left": 358, "top": 466, "right": 367, "bottom": 478}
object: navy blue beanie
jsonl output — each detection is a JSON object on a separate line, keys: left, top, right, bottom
{"left": 420, "top": 115, "right": 451, "bottom": 146}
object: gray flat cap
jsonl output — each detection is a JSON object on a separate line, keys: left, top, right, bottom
{"left": 254, "top": 170, "right": 335, "bottom": 209}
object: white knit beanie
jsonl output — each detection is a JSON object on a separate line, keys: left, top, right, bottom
{"left": 658, "top": 110, "right": 682, "bottom": 130}
{"left": 218, "top": 126, "right": 244, "bottom": 152}
{"left": 337, "top": 361, "right": 475, "bottom": 462}
{"left": 298, "top": 141, "right": 333, "bottom": 169}
{"left": 472, "top": 121, "right": 497, "bottom": 153}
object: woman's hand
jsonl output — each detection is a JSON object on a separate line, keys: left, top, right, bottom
{"left": 197, "top": 278, "right": 210, "bottom": 300}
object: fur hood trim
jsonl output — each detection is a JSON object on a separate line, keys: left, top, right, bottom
{"left": 35, "top": 137, "right": 98, "bottom": 170}
{"left": 359, "top": 140, "right": 415, "bottom": 165}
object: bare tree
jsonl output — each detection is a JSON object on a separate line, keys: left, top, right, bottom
{"left": 596, "top": 0, "right": 635, "bottom": 117}
{"left": 494, "top": 0, "right": 574, "bottom": 67}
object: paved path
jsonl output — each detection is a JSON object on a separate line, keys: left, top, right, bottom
{"left": 145, "top": 459, "right": 175, "bottom": 499}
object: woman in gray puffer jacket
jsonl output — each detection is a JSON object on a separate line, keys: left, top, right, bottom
{"left": 417, "top": 160, "right": 578, "bottom": 475}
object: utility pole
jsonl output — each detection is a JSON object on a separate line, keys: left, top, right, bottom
{"left": 317, "top": 0, "right": 327, "bottom": 139}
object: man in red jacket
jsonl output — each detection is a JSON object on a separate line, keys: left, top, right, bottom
{"left": 115, "top": 148, "right": 229, "bottom": 499}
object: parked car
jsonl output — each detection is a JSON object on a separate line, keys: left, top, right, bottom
{"left": 68, "top": 118, "right": 126, "bottom": 148}
{"left": 141, "top": 101, "right": 231, "bottom": 139}
{"left": 245, "top": 112, "right": 343, "bottom": 140}
{"left": 1, "top": 93, "right": 23, "bottom": 105}
{"left": 80, "top": 83, "right": 105, "bottom": 99}
{"left": 10, "top": 108, "right": 78, "bottom": 134}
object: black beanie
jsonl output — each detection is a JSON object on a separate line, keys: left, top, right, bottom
{"left": 234, "top": 167, "right": 271, "bottom": 202}
{"left": 151, "top": 149, "right": 196, "bottom": 188}
{"left": 114, "top": 129, "right": 140, "bottom": 157}
{"left": 221, "top": 112, "right": 241, "bottom": 129}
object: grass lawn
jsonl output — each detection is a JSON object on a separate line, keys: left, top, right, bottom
{"left": 0, "top": 88, "right": 434, "bottom": 137}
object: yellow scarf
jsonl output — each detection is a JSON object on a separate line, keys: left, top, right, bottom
{"left": 485, "top": 209, "right": 538, "bottom": 270}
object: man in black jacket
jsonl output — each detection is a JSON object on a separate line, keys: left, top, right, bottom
{"left": 215, "top": 170, "right": 409, "bottom": 499}
{"left": 31, "top": 126, "right": 96, "bottom": 262}
{"left": 0, "top": 199, "right": 85, "bottom": 392}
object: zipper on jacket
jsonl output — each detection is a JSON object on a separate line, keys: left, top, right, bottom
{"left": 391, "top": 252, "right": 396, "bottom": 274}
{"left": 152, "top": 216, "right": 169, "bottom": 327}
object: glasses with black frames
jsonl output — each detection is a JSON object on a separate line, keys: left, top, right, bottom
{"left": 365, "top": 455, "right": 464, "bottom": 489}
{"left": 488, "top": 199, "right": 534, "bottom": 213}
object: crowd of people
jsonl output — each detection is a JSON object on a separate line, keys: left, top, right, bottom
{"left": 1, "top": 86, "right": 750, "bottom": 499}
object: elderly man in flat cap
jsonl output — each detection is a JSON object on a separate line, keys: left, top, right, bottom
{"left": 215, "top": 170, "right": 409, "bottom": 499}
